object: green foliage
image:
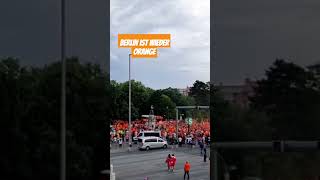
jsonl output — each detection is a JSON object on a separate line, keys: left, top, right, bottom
{"left": 218, "top": 59, "right": 320, "bottom": 179}
{"left": 66, "top": 57, "right": 109, "bottom": 179}
{"left": 1, "top": 57, "right": 60, "bottom": 179}
{"left": 110, "top": 81, "right": 198, "bottom": 120}
{"left": 110, "top": 80, "right": 153, "bottom": 120}
{"left": 148, "top": 91, "right": 176, "bottom": 118}
{"left": 250, "top": 59, "right": 320, "bottom": 139}
{"left": 160, "top": 87, "right": 195, "bottom": 106}
{"left": 189, "top": 80, "right": 210, "bottom": 105}
{"left": 0, "top": 57, "right": 109, "bottom": 180}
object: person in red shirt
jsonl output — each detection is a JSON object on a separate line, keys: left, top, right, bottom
{"left": 184, "top": 161, "right": 191, "bottom": 180}
{"left": 171, "top": 154, "right": 176, "bottom": 171}
{"left": 168, "top": 156, "right": 175, "bottom": 171}
{"left": 165, "top": 154, "right": 171, "bottom": 171}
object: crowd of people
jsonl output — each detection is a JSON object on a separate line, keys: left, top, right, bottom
{"left": 111, "top": 117, "right": 210, "bottom": 179}
{"left": 110, "top": 118, "right": 210, "bottom": 145}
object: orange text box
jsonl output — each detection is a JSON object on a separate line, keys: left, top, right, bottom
{"left": 118, "top": 34, "right": 171, "bottom": 58}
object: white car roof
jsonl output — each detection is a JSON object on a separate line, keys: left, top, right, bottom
{"left": 139, "top": 136, "right": 158, "bottom": 139}
{"left": 139, "top": 136, "right": 165, "bottom": 140}
{"left": 140, "top": 131, "right": 160, "bottom": 133}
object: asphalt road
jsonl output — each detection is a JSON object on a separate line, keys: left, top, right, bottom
{"left": 111, "top": 146, "right": 210, "bottom": 180}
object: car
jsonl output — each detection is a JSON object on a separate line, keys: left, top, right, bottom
{"left": 133, "top": 136, "right": 139, "bottom": 144}
{"left": 138, "top": 137, "right": 168, "bottom": 151}
{"left": 137, "top": 131, "right": 161, "bottom": 139}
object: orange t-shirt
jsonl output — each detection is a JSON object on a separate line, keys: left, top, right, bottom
{"left": 184, "top": 163, "right": 190, "bottom": 172}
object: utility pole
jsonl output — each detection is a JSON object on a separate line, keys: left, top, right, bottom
{"left": 60, "top": 0, "right": 66, "bottom": 179}
{"left": 149, "top": 105, "right": 154, "bottom": 130}
{"left": 128, "top": 54, "right": 132, "bottom": 150}
{"left": 176, "top": 108, "right": 178, "bottom": 142}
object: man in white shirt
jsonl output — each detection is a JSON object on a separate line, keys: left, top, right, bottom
{"left": 118, "top": 138, "right": 123, "bottom": 147}
{"left": 178, "top": 137, "right": 183, "bottom": 147}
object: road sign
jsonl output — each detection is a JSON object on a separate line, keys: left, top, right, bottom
{"left": 185, "top": 117, "right": 192, "bottom": 125}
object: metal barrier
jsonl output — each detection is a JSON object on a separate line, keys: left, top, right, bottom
{"left": 211, "top": 141, "right": 320, "bottom": 180}
{"left": 110, "top": 164, "right": 116, "bottom": 180}
{"left": 100, "top": 164, "right": 116, "bottom": 180}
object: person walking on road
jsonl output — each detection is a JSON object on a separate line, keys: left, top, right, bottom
{"left": 165, "top": 154, "right": 171, "bottom": 171}
{"left": 118, "top": 138, "right": 123, "bottom": 147}
{"left": 171, "top": 154, "right": 176, "bottom": 171}
{"left": 178, "top": 136, "right": 182, "bottom": 147}
{"left": 184, "top": 161, "right": 191, "bottom": 180}
{"left": 199, "top": 141, "right": 204, "bottom": 155}
{"left": 203, "top": 148, "right": 207, "bottom": 162}
{"left": 169, "top": 156, "right": 175, "bottom": 171}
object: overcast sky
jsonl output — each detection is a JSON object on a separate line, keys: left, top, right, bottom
{"left": 0, "top": 0, "right": 108, "bottom": 69}
{"left": 110, "top": 0, "right": 210, "bottom": 89}
{"left": 1, "top": 0, "right": 320, "bottom": 88}
{"left": 212, "top": 0, "right": 320, "bottom": 85}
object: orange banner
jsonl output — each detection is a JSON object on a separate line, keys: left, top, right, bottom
{"left": 118, "top": 34, "right": 171, "bottom": 58}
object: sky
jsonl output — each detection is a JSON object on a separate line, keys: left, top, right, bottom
{"left": 1, "top": 0, "right": 320, "bottom": 88}
{"left": 212, "top": 0, "right": 320, "bottom": 85}
{"left": 110, "top": 0, "right": 210, "bottom": 89}
{"left": 0, "top": 0, "right": 109, "bottom": 69}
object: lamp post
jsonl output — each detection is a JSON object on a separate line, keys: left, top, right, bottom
{"left": 60, "top": 0, "right": 66, "bottom": 179}
{"left": 128, "top": 54, "right": 132, "bottom": 150}
{"left": 149, "top": 105, "right": 154, "bottom": 130}
{"left": 176, "top": 108, "right": 178, "bottom": 142}
{"left": 166, "top": 106, "right": 168, "bottom": 120}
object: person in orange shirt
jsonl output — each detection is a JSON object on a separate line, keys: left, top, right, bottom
{"left": 184, "top": 161, "right": 190, "bottom": 180}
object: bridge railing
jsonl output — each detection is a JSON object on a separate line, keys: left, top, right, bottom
{"left": 210, "top": 141, "right": 320, "bottom": 180}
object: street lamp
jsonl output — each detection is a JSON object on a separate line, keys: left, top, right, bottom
{"left": 166, "top": 106, "right": 168, "bottom": 120}
{"left": 128, "top": 54, "right": 132, "bottom": 150}
{"left": 60, "top": 0, "right": 66, "bottom": 179}
{"left": 176, "top": 108, "right": 178, "bottom": 142}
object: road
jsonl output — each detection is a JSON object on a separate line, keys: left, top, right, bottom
{"left": 111, "top": 144, "right": 210, "bottom": 180}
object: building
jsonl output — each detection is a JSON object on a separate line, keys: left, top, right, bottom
{"left": 178, "top": 87, "right": 191, "bottom": 96}
{"left": 308, "top": 63, "right": 320, "bottom": 78}
{"left": 218, "top": 78, "right": 256, "bottom": 108}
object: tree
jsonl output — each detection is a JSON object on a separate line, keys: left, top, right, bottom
{"left": 0, "top": 57, "right": 110, "bottom": 180}
{"left": 161, "top": 87, "right": 195, "bottom": 106}
{"left": 189, "top": 80, "right": 210, "bottom": 105}
{"left": 110, "top": 80, "right": 153, "bottom": 120}
{"left": 210, "top": 83, "right": 271, "bottom": 141}
{"left": 0, "top": 57, "right": 60, "bottom": 180}
{"left": 250, "top": 59, "right": 320, "bottom": 139}
{"left": 148, "top": 90, "right": 176, "bottom": 118}
{"left": 66, "top": 57, "right": 110, "bottom": 179}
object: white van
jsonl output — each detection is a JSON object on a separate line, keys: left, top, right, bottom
{"left": 138, "top": 137, "right": 168, "bottom": 150}
{"left": 133, "top": 130, "right": 161, "bottom": 143}
{"left": 137, "top": 131, "right": 161, "bottom": 139}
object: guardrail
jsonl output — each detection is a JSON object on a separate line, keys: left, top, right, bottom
{"left": 211, "top": 141, "right": 320, "bottom": 151}
{"left": 100, "top": 164, "right": 115, "bottom": 180}
{"left": 110, "top": 164, "right": 116, "bottom": 180}
{"left": 210, "top": 141, "right": 320, "bottom": 180}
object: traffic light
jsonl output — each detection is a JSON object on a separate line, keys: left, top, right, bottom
{"left": 272, "top": 140, "right": 284, "bottom": 152}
